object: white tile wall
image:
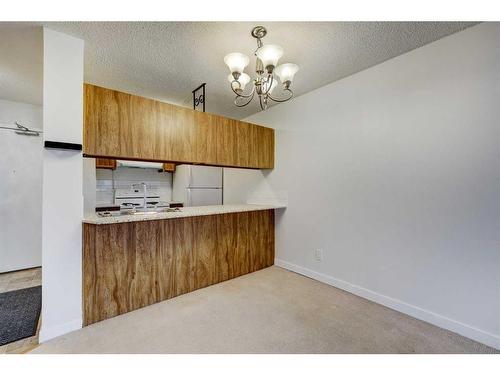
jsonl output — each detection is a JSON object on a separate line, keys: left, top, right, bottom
{"left": 96, "top": 167, "right": 173, "bottom": 205}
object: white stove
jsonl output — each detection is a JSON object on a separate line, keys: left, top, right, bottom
{"left": 114, "top": 188, "right": 170, "bottom": 210}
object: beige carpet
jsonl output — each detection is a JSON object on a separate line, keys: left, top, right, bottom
{"left": 31, "top": 266, "right": 497, "bottom": 354}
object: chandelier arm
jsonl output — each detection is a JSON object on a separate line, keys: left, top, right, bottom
{"left": 262, "top": 74, "right": 274, "bottom": 96}
{"left": 230, "top": 81, "right": 255, "bottom": 98}
{"left": 259, "top": 94, "right": 269, "bottom": 110}
{"left": 267, "top": 88, "right": 294, "bottom": 103}
{"left": 234, "top": 89, "right": 255, "bottom": 107}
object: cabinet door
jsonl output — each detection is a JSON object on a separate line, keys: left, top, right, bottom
{"left": 122, "top": 93, "right": 158, "bottom": 160}
{"left": 216, "top": 118, "right": 260, "bottom": 169}
{"left": 169, "top": 105, "right": 195, "bottom": 163}
{"left": 85, "top": 84, "right": 196, "bottom": 163}
{"left": 85, "top": 84, "right": 156, "bottom": 159}
{"left": 216, "top": 116, "right": 237, "bottom": 166}
{"left": 155, "top": 100, "right": 174, "bottom": 161}
{"left": 84, "top": 85, "right": 121, "bottom": 157}
{"left": 235, "top": 121, "right": 251, "bottom": 167}
{"left": 194, "top": 111, "right": 218, "bottom": 165}
{"left": 218, "top": 119, "right": 270, "bottom": 169}
{"left": 256, "top": 125, "right": 274, "bottom": 169}
{"left": 242, "top": 122, "right": 261, "bottom": 168}
{"left": 154, "top": 100, "right": 195, "bottom": 163}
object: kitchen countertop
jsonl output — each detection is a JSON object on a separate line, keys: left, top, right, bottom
{"left": 83, "top": 204, "right": 286, "bottom": 225}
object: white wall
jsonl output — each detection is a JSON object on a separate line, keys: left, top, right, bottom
{"left": 40, "top": 28, "right": 84, "bottom": 342}
{"left": 0, "top": 99, "right": 42, "bottom": 129}
{"left": 222, "top": 167, "right": 287, "bottom": 206}
{"left": 223, "top": 168, "right": 263, "bottom": 204}
{"left": 0, "top": 100, "right": 42, "bottom": 272}
{"left": 243, "top": 23, "right": 500, "bottom": 349}
{"left": 82, "top": 157, "right": 96, "bottom": 216}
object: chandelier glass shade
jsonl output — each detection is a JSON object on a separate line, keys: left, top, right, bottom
{"left": 255, "top": 44, "right": 284, "bottom": 71}
{"left": 223, "top": 53, "right": 249, "bottom": 74}
{"left": 224, "top": 26, "right": 299, "bottom": 110}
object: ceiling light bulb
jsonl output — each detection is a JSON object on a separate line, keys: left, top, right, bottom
{"left": 275, "top": 63, "right": 299, "bottom": 84}
{"left": 227, "top": 73, "right": 251, "bottom": 91}
{"left": 255, "top": 44, "right": 283, "bottom": 71}
{"left": 224, "top": 52, "right": 249, "bottom": 74}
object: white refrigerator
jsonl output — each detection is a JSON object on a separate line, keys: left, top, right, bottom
{"left": 172, "top": 165, "right": 223, "bottom": 206}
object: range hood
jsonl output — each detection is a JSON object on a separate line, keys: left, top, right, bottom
{"left": 117, "top": 160, "right": 164, "bottom": 169}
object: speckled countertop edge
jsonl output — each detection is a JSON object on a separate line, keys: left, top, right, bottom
{"left": 83, "top": 204, "right": 285, "bottom": 225}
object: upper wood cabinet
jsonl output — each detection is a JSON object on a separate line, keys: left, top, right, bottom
{"left": 95, "top": 158, "right": 117, "bottom": 170}
{"left": 162, "top": 163, "right": 176, "bottom": 172}
{"left": 256, "top": 125, "right": 274, "bottom": 169}
{"left": 83, "top": 84, "right": 274, "bottom": 169}
{"left": 194, "top": 111, "right": 218, "bottom": 165}
{"left": 215, "top": 116, "right": 237, "bottom": 167}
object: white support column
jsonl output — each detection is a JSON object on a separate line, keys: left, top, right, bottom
{"left": 40, "top": 28, "right": 84, "bottom": 342}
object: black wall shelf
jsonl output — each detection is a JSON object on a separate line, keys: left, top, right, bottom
{"left": 44, "top": 141, "right": 83, "bottom": 151}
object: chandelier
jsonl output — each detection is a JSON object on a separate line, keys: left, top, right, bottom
{"left": 224, "top": 26, "right": 299, "bottom": 110}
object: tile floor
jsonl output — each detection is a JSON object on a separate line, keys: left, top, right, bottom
{"left": 0, "top": 267, "right": 42, "bottom": 354}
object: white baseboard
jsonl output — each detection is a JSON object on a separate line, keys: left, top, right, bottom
{"left": 274, "top": 258, "right": 500, "bottom": 350}
{"left": 39, "top": 319, "right": 82, "bottom": 343}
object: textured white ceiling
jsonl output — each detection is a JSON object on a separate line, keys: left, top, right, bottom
{"left": 0, "top": 22, "right": 477, "bottom": 117}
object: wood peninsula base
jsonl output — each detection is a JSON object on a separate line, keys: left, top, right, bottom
{"left": 83, "top": 209, "right": 275, "bottom": 325}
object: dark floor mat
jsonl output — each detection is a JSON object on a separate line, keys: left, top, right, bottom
{"left": 0, "top": 286, "right": 41, "bottom": 346}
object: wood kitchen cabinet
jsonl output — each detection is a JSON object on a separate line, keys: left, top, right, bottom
{"left": 215, "top": 116, "right": 237, "bottom": 167}
{"left": 162, "top": 163, "right": 176, "bottom": 172}
{"left": 256, "top": 125, "right": 274, "bottom": 169}
{"left": 194, "top": 111, "right": 218, "bottom": 165}
{"left": 84, "top": 84, "right": 195, "bottom": 162}
{"left": 83, "top": 84, "right": 274, "bottom": 169}
{"left": 95, "top": 158, "right": 116, "bottom": 169}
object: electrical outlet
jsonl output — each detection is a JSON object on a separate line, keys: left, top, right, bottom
{"left": 315, "top": 249, "right": 323, "bottom": 262}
